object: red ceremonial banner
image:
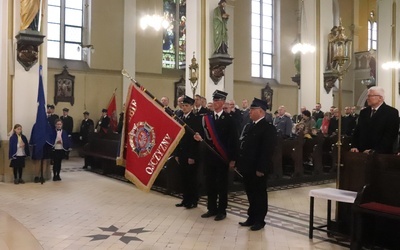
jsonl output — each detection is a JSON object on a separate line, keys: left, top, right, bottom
{"left": 107, "top": 93, "right": 118, "bottom": 132}
{"left": 117, "top": 83, "right": 185, "bottom": 192}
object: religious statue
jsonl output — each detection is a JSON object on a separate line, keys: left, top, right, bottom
{"left": 20, "top": 0, "right": 40, "bottom": 30}
{"left": 326, "top": 26, "right": 338, "bottom": 71}
{"left": 213, "top": 0, "right": 229, "bottom": 54}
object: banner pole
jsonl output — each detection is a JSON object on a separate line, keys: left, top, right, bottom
{"left": 121, "top": 69, "right": 242, "bottom": 178}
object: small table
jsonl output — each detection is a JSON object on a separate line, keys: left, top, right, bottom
{"left": 309, "top": 187, "right": 357, "bottom": 239}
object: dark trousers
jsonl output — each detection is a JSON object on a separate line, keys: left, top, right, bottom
{"left": 205, "top": 163, "right": 228, "bottom": 214}
{"left": 243, "top": 173, "right": 268, "bottom": 224}
{"left": 11, "top": 156, "right": 25, "bottom": 179}
{"left": 53, "top": 150, "right": 65, "bottom": 177}
{"left": 180, "top": 159, "right": 199, "bottom": 205}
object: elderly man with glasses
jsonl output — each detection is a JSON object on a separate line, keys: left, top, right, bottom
{"left": 351, "top": 86, "right": 399, "bottom": 154}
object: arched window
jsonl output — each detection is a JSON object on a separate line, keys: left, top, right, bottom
{"left": 251, "top": 0, "right": 273, "bottom": 78}
{"left": 368, "top": 11, "right": 377, "bottom": 51}
{"left": 47, "top": 0, "right": 86, "bottom": 60}
{"left": 162, "top": 0, "right": 186, "bottom": 69}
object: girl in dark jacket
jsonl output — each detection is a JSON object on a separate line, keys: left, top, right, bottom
{"left": 9, "top": 124, "right": 30, "bottom": 184}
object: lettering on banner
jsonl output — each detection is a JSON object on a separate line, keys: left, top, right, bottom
{"left": 145, "top": 134, "right": 171, "bottom": 175}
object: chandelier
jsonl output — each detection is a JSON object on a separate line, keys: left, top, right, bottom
{"left": 291, "top": 0, "right": 315, "bottom": 54}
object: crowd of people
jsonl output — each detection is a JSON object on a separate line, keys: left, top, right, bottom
{"left": 9, "top": 85, "right": 399, "bottom": 233}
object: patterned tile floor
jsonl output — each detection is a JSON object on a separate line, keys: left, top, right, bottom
{"left": 0, "top": 157, "right": 349, "bottom": 249}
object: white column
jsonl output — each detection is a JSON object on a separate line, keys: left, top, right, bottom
{"left": 318, "top": 0, "right": 334, "bottom": 110}
{"left": 0, "top": 0, "right": 8, "bottom": 141}
{"left": 376, "top": 0, "right": 397, "bottom": 106}
{"left": 185, "top": 0, "right": 202, "bottom": 98}
{"left": 123, "top": 0, "right": 136, "bottom": 100}
{"left": 300, "top": 0, "right": 317, "bottom": 110}
{"left": 300, "top": 0, "right": 334, "bottom": 113}
{"left": 186, "top": 0, "right": 234, "bottom": 101}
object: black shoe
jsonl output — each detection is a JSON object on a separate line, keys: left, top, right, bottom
{"left": 214, "top": 214, "right": 226, "bottom": 221}
{"left": 57, "top": 176, "right": 62, "bottom": 181}
{"left": 39, "top": 177, "right": 45, "bottom": 183}
{"left": 19, "top": 179, "right": 25, "bottom": 184}
{"left": 239, "top": 220, "right": 254, "bottom": 227}
{"left": 175, "top": 202, "right": 186, "bottom": 207}
{"left": 14, "top": 179, "right": 19, "bottom": 184}
{"left": 250, "top": 222, "right": 266, "bottom": 231}
{"left": 53, "top": 176, "right": 57, "bottom": 181}
{"left": 201, "top": 211, "right": 217, "bottom": 218}
{"left": 185, "top": 203, "right": 198, "bottom": 209}
{"left": 34, "top": 177, "right": 40, "bottom": 183}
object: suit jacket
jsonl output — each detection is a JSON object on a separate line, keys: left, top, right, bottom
{"left": 352, "top": 102, "right": 399, "bottom": 154}
{"left": 238, "top": 119, "right": 277, "bottom": 175}
{"left": 202, "top": 111, "right": 239, "bottom": 164}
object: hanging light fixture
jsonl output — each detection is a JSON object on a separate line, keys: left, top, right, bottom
{"left": 140, "top": 14, "right": 171, "bottom": 31}
{"left": 291, "top": 0, "right": 315, "bottom": 54}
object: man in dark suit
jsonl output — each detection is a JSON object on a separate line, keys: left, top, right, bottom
{"left": 174, "top": 96, "right": 202, "bottom": 209}
{"left": 312, "top": 103, "right": 324, "bottom": 122}
{"left": 351, "top": 86, "right": 399, "bottom": 154}
{"left": 194, "top": 90, "right": 239, "bottom": 221}
{"left": 193, "top": 94, "right": 209, "bottom": 115}
{"left": 237, "top": 98, "right": 276, "bottom": 231}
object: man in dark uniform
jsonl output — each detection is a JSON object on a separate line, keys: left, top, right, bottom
{"left": 60, "top": 108, "right": 73, "bottom": 159}
{"left": 351, "top": 86, "right": 399, "bottom": 154}
{"left": 174, "top": 96, "right": 202, "bottom": 209}
{"left": 60, "top": 108, "right": 73, "bottom": 135}
{"left": 80, "top": 111, "right": 94, "bottom": 144}
{"left": 96, "top": 108, "right": 110, "bottom": 134}
{"left": 194, "top": 90, "right": 239, "bottom": 221}
{"left": 80, "top": 111, "right": 94, "bottom": 169}
{"left": 47, "top": 104, "right": 59, "bottom": 129}
{"left": 237, "top": 98, "right": 276, "bottom": 231}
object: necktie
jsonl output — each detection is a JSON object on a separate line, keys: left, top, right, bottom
{"left": 371, "top": 109, "right": 376, "bottom": 117}
{"left": 215, "top": 114, "right": 219, "bottom": 120}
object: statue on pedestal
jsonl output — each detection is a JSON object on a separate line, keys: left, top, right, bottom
{"left": 213, "top": 0, "right": 229, "bottom": 55}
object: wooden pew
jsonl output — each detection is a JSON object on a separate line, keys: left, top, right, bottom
{"left": 351, "top": 154, "right": 400, "bottom": 249}
{"left": 282, "top": 132, "right": 304, "bottom": 177}
{"left": 270, "top": 134, "right": 283, "bottom": 179}
{"left": 82, "top": 132, "right": 123, "bottom": 175}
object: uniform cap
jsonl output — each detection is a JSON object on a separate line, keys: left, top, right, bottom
{"left": 212, "top": 90, "right": 228, "bottom": 100}
{"left": 250, "top": 98, "right": 268, "bottom": 111}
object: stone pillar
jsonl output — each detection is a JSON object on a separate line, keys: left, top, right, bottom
{"left": 186, "top": 0, "right": 234, "bottom": 101}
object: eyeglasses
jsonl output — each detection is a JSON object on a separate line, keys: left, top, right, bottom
{"left": 367, "top": 95, "right": 381, "bottom": 98}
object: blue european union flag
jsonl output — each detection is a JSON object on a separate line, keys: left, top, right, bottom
{"left": 30, "top": 65, "right": 52, "bottom": 160}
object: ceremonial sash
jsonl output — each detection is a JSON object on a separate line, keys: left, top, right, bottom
{"left": 203, "top": 114, "right": 229, "bottom": 162}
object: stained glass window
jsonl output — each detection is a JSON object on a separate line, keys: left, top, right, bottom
{"left": 162, "top": 0, "right": 186, "bottom": 69}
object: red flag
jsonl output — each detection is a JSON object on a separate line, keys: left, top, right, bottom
{"left": 117, "top": 83, "right": 185, "bottom": 192}
{"left": 107, "top": 93, "right": 118, "bottom": 132}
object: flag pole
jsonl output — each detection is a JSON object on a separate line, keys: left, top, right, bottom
{"left": 121, "top": 69, "right": 243, "bottom": 178}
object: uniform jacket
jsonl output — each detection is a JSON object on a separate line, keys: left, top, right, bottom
{"left": 202, "top": 111, "right": 239, "bottom": 162}
{"left": 352, "top": 102, "right": 399, "bottom": 154}
{"left": 238, "top": 119, "right": 276, "bottom": 175}
{"left": 80, "top": 118, "right": 94, "bottom": 140}
{"left": 48, "top": 129, "right": 71, "bottom": 150}
{"left": 60, "top": 115, "right": 74, "bottom": 134}
{"left": 9, "top": 133, "right": 30, "bottom": 159}
{"left": 174, "top": 112, "right": 202, "bottom": 160}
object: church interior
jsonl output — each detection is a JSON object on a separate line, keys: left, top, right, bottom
{"left": 1, "top": 0, "right": 400, "bottom": 249}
